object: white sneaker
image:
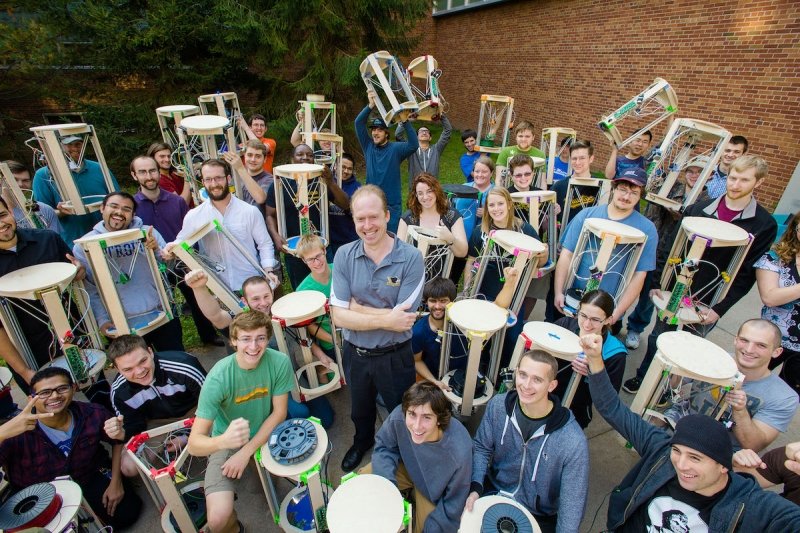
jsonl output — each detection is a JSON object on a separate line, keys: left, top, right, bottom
{"left": 625, "top": 331, "right": 640, "bottom": 349}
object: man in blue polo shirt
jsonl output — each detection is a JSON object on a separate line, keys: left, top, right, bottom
{"left": 331, "top": 185, "right": 424, "bottom": 472}
{"left": 354, "top": 89, "right": 418, "bottom": 232}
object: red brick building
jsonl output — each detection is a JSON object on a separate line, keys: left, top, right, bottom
{"left": 410, "top": 0, "right": 799, "bottom": 211}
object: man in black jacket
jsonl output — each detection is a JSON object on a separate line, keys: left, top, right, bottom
{"left": 624, "top": 155, "right": 777, "bottom": 393}
{"left": 580, "top": 333, "right": 800, "bottom": 531}
{"left": 103, "top": 334, "right": 206, "bottom": 476}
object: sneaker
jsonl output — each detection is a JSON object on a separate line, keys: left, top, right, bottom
{"left": 655, "top": 390, "right": 671, "bottom": 408}
{"left": 625, "top": 331, "right": 640, "bottom": 350}
{"left": 623, "top": 376, "right": 642, "bottom": 394}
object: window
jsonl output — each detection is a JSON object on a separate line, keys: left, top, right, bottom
{"left": 433, "top": 0, "right": 512, "bottom": 17}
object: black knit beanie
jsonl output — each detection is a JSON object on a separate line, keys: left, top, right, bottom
{"left": 671, "top": 414, "right": 733, "bottom": 470}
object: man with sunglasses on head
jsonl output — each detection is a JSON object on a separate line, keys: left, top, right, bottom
{"left": 0, "top": 367, "right": 142, "bottom": 530}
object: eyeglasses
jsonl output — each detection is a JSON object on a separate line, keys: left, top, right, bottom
{"left": 105, "top": 203, "right": 134, "bottom": 214}
{"left": 236, "top": 336, "right": 268, "bottom": 346}
{"left": 302, "top": 252, "right": 326, "bottom": 265}
{"left": 34, "top": 384, "right": 72, "bottom": 399}
{"left": 202, "top": 176, "right": 228, "bottom": 184}
{"left": 416, "top": 189, "right": 434, "bottom": 198}
{"left": 615, "top": 187, "right": 641, "bottom": 198}
{"left": 512, "top": 172, "right": 533, "bottom": 179}
{"left": 134, "top": 168, "right": 160, "bottom": 176}
{"left": 577, "top": 311, "right": 605, "bottom": 325}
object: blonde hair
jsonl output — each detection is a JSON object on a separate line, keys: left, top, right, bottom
{"left": 296, "top": 234, "right": 326, "bottom": 259}
{"left": 730, "top": 154, "right": 768, "bottom": 181}
{"left": 481, "top": 187, "right": 522, "bottom": 234}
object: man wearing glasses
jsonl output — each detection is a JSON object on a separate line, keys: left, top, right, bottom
{"left": 188, "top": 310, "right": 293, "bottom": 533}
{"left": 554, "top": 167, "right": 658, "bottom": 324}
{"left": 0, "top": 367, "right": 142, "bottom": 530}
{"left": 164, "top": 159, "right": 278, "bottom": 293}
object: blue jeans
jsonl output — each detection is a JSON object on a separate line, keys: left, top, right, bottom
{"left": 626, "top": 271, "right": 655, "bottom": 334}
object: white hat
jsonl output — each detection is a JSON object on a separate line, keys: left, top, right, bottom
{"left": 61, "top": 135, "right": 82, "bottom": 144}
{"left": 684, "top": 155, "right": 711, "bottom": 170}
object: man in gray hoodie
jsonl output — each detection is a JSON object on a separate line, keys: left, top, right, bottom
{"left": 366, "top": 381, "right": 472, "bottom": 533}
{"left": 73, "top": 191, "right": 183, "bottom": 352}
{"left": 468, "top": 349, "right": 589, "bottom": 533}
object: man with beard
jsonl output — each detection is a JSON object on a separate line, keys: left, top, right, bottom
{"left": 165, "top": 159, "right": 277, "bottom": 293}
{"left": 355, "top": 90, "right": 418, "bottom": 232}
{"left": 73, "top": 191, "right": 184, "bottom": 351}
{"left": 131, "top": 155, "right": 222, "bottom": 346}
{"left": 0, "top": 367, "right": 142, "bottom": 530}
{"left": 624, "top": 155, "right": 777, "bottom": 394}
{"left": 554, "top": 168, "right": 658, "bottom": 324}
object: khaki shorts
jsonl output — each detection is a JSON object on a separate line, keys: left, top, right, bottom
{"left": 204, "top": 448, "right": 239, "bottom": 495}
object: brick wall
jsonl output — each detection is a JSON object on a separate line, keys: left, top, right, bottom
{"left": 408, "top": 0, "right": 800, "bottom": 211}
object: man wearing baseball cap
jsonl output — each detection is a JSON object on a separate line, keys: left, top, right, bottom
{"left": 354, "top": 89, "right": 418, "bottom": 232}
{"left": 554, "top": 166, "right": 658, "bottom": 323}
{"left": 624, "top": 156, "right": 712, "bottom": 351}
{"left": 578, "top": 333, "right": 800, "bottom": 531}
{"left": 32, "top": 134, "right": 119, "bottom": 247}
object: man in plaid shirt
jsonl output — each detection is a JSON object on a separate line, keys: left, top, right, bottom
{"left": 0, "top": 367, "right": 142, "bottom": 530}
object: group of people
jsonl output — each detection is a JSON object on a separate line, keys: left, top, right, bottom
{"left": 0, "top": 89, "right": 796, "bottom": 533}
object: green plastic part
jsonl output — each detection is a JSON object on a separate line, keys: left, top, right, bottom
{"left": 300, "top": 463, "right": 321, "bottom": 484}
{"left": 614, "top": 100, "right": 637, "bottom": 119}
{"left": 212, "top": 219, "right": 223, "bottom": 231}
{"left": 341, "top": 471, "right": 358, "bottom": 483}
{"left": 666, "top": 282, "right": 686, "bottom": 313}
{"left": 403, "top": 500, "right": 411, "bottom": 525}
{"left": 308, "top": 416, "right": 321, "bottom": 425}
{"left": 180, "top": 242, "right": 191, "bottom": 251}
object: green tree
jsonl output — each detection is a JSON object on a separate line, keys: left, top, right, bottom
{"left": 0, "top": 0, "right": 430, "bottom": 172}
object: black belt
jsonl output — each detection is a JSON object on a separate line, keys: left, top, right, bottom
{"left": 348, "top": 339, "right": 410, "bottom": 357}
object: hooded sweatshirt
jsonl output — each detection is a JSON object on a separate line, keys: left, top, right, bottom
{"left": 72, "top": 216, "right": 168, "bottom": 326}
{"left": 372, "top": 405, "right": 473, "bottom": 533}
{"left": 472, "top": 391, "right": 589, "bottom": 533}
